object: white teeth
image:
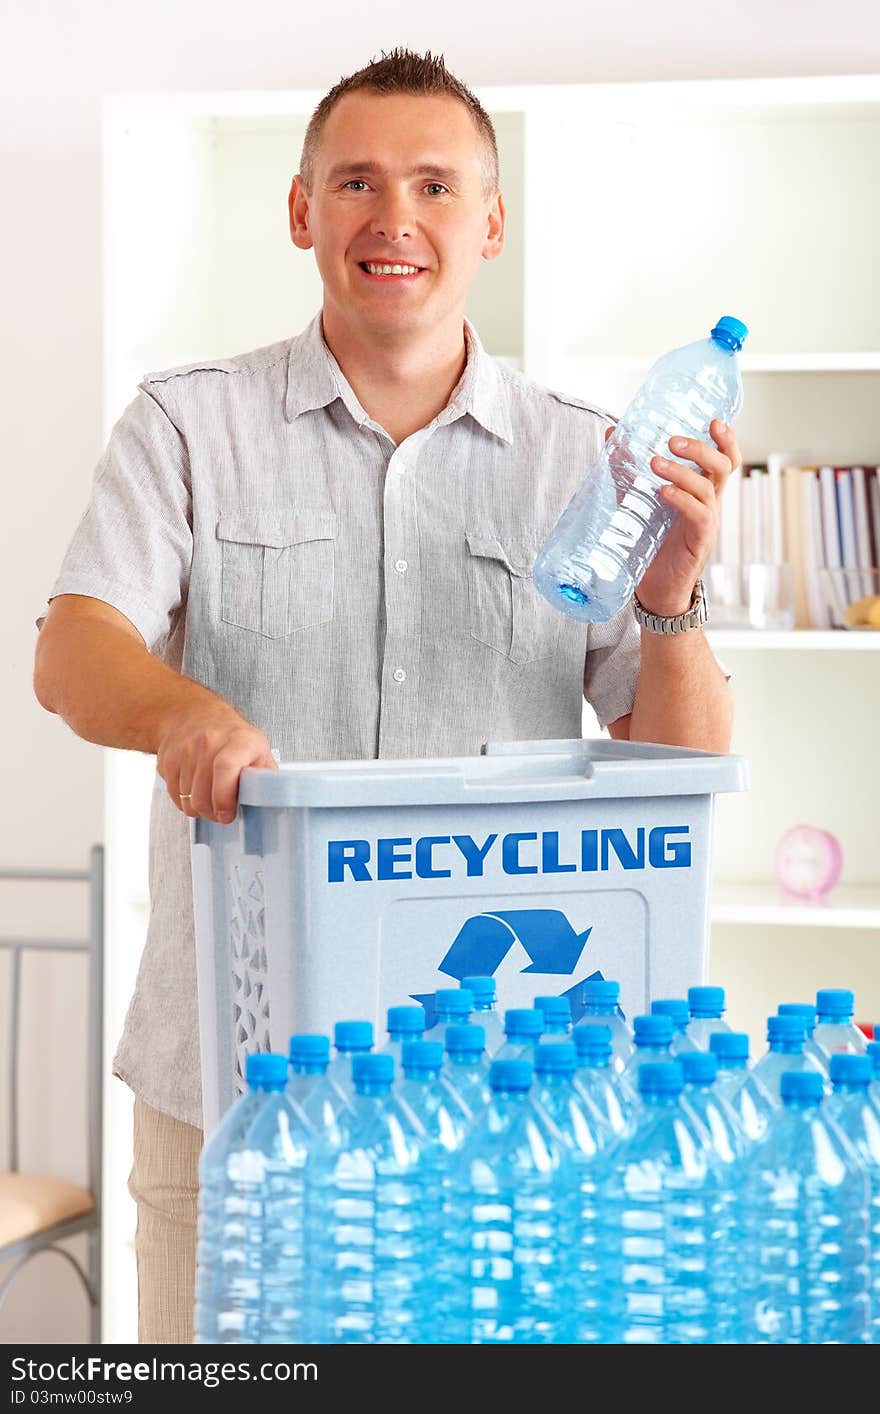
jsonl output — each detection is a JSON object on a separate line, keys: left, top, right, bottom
{"left": 364, "top": 262, "right": 420, "bottom": 275}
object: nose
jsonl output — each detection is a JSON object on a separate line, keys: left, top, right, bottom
{"left": 370, "top": 188, "right": 416, "bottom": 244}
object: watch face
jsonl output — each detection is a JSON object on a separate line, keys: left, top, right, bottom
{"left": 773, "top": 825, "right": 843, "bottom": 900}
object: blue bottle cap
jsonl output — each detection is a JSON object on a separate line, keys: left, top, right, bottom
{"left": 581, "top": 979, "right": 620, "bottom": 1005}
{"left": 651, "top": 998, "right": 689, "bottom": 1027}
{"left": 638, "top": 1061, "right": 683, "bottom": 1096}
{"left": 633, "top": 1014, "right": 674, "bottom": 1045}
{"left": 246, "top": 1052, "right": 289, "bottom": 1087}
{"left": 767, "top": 1014, "right": 806, "bottom": 1042}
{"left": 816, "top": 988, "right": 855, "bottom": 1018}
{"left": 573, "top": 1023, "right": 612, "bottom": 1054}
{"left": 288, "top": 1033, "right": 330, "bottom": 1063}
{"left": 435, "top": 988, "right": 474, "bottom": 1016}
{"left": 401, "top": 1039, "right": 444, "bottom": 1074}
{"left": 711, "top": 316, "right": 748, "bottom": 351}
{"left": 866, "top": 1041, "right": 880, "bottom": 1075}
{"left": 334, "top": 1020, "right": 374, "bottom": 1050}
{"left": 781, "top": 1071, "right": 824, "bottom": 1104}
{"left": 534, "top": 1041, "right": 577, "bottom": 1075}
{"left": 386, "top": 1005, "right": 426, "bottom": 1035}
{"left": 504, "top": 1008, "right": 544, "bottom": 1037}
{"left": 710, "top": 1031, "right": 750, "bottom": 1062}
{"left": 534, "top": 995, "right": 572, "bottom": 1024}
{"left": 489, "top": 1058, "right": 533, "bottom": 1092}
{"left": 352, "top": 1052, "right": 394, "bottom": 1087}
{"left": 460, "top": 976, "right": 496, "bottom": 1001}
{"left": 445, "top": 1023, "right": 486, "bottom": 1055}
{"left": 777, "top": 1002, "right": 817, "bottom": 1023}
{"left": 829, "top": 1054, "right": 872, "bottom": 1088}
{"left": 680, "top": 1051, "right": 718, "bottom": 1085}
{"left": 687, "top": 986, "right": 725, "bottom": 1017}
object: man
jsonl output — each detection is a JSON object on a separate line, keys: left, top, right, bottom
{"left": 33, "top": 48, "right": 738, "bottom": 1343}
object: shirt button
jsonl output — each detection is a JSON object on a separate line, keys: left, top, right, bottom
{"left": 392, "top": 667, "right": 407, "bottom": 684}
{"left": 394, "top": 559, "right": 408, "bottom": 574}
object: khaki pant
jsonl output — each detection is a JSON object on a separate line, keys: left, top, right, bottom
{"left": 128, "top": 1097, "right": 203, "bottom": 1344}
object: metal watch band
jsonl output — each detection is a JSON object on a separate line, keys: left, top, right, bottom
{"left": 632, "top": 578, "right": 708, "bottom": 634}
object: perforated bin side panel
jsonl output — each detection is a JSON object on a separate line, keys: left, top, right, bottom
{"left": 228, "top": 859, "right": 271, "bottom": 1095}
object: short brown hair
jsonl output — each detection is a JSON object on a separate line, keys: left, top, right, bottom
{"left": 299, "top": 48, "right": 499, "bottom": 199}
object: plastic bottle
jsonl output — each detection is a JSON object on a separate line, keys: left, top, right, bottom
{"left": 868, "top": 1040, "right": 880, "bottom": 1096}
{"left": 380, "top": 1004, "right": 426, "bottom": 1066}
{"left": 812, "top": 987, "right": 869, "bottom": 1062}
{"left": 598, "top": 1060, "right": 726, "bottom": 1344}
{"left": 460, "top": 975, "right": 506, "bottom": 1055}
{"left": 195, "top": 1053, "right": 286, "bottom": 1344}
{"left": 423, "top": 988, "right": 474, "bottom": 1044}
{"left": 709, "top": 1031, "right": 777, "bottom": 1143}
{"left": 442, "top": 1023, "right": 492, "bottom": 1117}
{"left": 742, "top": 1070, "right": 871, "bottom": 1344}
{"left": 619, "top": 1013, "right": 674, "bottom": 1099}
{"left": 532, "top": 316, "right": 748, "bottom": 623}
{"left": 286, "top": 1033, "right": 331, "bottom": 1109}
{"left": 776, "top": 1002, "right": 829, "bottom": 1074}
{"left": 572, "top": 1023, "right": 633, "bottom": 1137}
{"left": 572, "top": 977, "right": 633, "bottom": 1074}
{"left": 494, "top": 1007, "right": 545, "bottom": 1061}
{"left": 685, "top": 985, "right": 733, "bottom": 1050}
{"left": 651, "top": 997, "right": 698, "bottom": 1055}
{"left": 294, "top": 1037, "right": 354, "bottom": 1131}
{"left": 533, "top": 994, "right": 573, "bottom": 1042}
{"left": 752, "top": 1013, "right": 828, "bottom": 1103}
{"left": 445, "top": 1057, "right": 575, "bottom": 1344}
{"left": 827, "top": 1053, "right": 880, "bottom": 1344}
{"left": 326, "top": 1019, "right": 374, "bottom": 1100}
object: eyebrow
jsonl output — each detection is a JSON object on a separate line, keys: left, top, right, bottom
{"left": 324, "top": 161, "right": 465, "bottom": 185}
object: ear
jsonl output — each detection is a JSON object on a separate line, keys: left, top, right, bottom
{"left": 481, "top": 190, "right": 506, "bottom": 263}
{"left": 289, "top": 175, "right": 314, "bottom": 251}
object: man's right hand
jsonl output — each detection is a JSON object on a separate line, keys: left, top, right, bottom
{"left": 156, "top": 702, "right": 278, "bottom": 823}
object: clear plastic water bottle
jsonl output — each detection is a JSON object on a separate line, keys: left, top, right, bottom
{"left": 812, "top": 987, "right": 869, "bottom": 1062}
{"left": 533, "top": 994, "right": 573, "bottom": 1042}
{"left": 294, "top": 1035, "right": 354, "bottom": 1131}
{"left": 572, "top": 977, "right": 633, "bottom": 1074}
{"left": 776, "top": 1002, "right": 829, "bottom": 1074}
{"left": 460, "top": 975, "right": 506, "bottom": 1055}
{"left": 398, "top": 1040, "right": 471, "bottom": 1152}
{"left": 287, "top": 1033, "right": 330, "bottom": 1109}
{"left": 742, "top": 1070, "right": 871, "bottom": 1344}
{"left": 651, "top": 998, "right": 698, "bottom": 1055}
{"left": 619, "top": 1013, "right": 674, "bottom": 1099}
{"left": 868, "top": 1040, "right": 880, "bottom": 1096}
{"left": 598, "top": 1060, "right": 725, "bottom": 1344}
{"left": 494, "top": 1006, "right": 545, "bottom": 1060}
{"left": 533, "top": 316, "right": 748, "bottom": 623}
{"left": 685, "top": 985, "right": 733, "bottom": 1050}
{"left": 380, "top": 1004, "right": 426, "bottom": 1066}
{"left": 752, "top": 1013, "right": 828, "bottom": 1103}
{"left": 442, "top": 1023, "right": 492, "bottom": 1117}
{"left": 572, "top": 1024, "right": 633, "bottom": 1137}
{"left": 709, "top": 1031, "right": 777, "bottom": 1143}
{"left": 445, "top": 1057, "right": 575, "bottom": 1343}
{"left": 827, "top": 1053, "right": 880, "bottom": 1343}
{"left": 326, "top": 1019, "right": 374, "bottom": 1101}
{"left": 195, "top": 1052, "right": 285, "bottom": 1344}
{"left": 423, "top": 988, "right": 473, "bottom": 1044}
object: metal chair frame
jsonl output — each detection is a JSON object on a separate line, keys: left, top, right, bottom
{"left": 0, "top": 845, "right": 104, "bottom": 1343}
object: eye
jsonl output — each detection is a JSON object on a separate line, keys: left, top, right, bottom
{"left": 343, "top": 180, "right": 370, "bottom": 192}
{"left": 425, "top": 183, "right": 449, "bottom": 196}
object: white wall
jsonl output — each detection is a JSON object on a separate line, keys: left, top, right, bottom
{"left": 4, "top": 0, "right": 879, "bottom": 1344}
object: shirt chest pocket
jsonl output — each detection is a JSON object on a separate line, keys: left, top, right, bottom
{"left": 217, "top": 508, "right": 337, "bottom": 639}
{"left": 466, "top": 531, "right": 561, "bottom": 666}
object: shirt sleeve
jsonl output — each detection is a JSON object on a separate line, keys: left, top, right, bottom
{"left": 35, "top": 384, "right": 192, "bottom": 652}
{"left": 582, "top": 600, "right": 642, "bottom": 729}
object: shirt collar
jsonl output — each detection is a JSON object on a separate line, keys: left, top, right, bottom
{"left": 284, "top": 311, "right": 513, "bottom": 445}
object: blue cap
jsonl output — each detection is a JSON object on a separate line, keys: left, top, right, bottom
{"left": 687, "top": 986, "right": 725, "bottom": 1018}
{"left": 489, "top": 1058, "right": 533, "bottom": 1092}
{"left": 651, "top": 999, "right": 689, "bottom": 1029}
{"left": 386, "top": 1005, "right": 426, "bottom": 1036}
{"left": 334, "top": 1020, "right": 374, "bottom": 1051}
{"left": 581, "top": 979, "right": 620, "bottom": 1005}
{"left": 288, "top": 1033, "right": 330, "bottom": 1063}
{"left": 638, "top": 1061, "right": 684, "bottom": 1096}
{"left": 829, "top": 1054, "right": 872, "bottom": 1088}
{"left": 574, "top": 1023, "right": 612, "bottom": 1055}
{"left": 352, "top": 1052, "right": 394, "bottom": 1088}
{"left": 778, "top": 1003, "right": 817, "bottom": 1021}
{"left": 461, "top": 976, "right": 496, "bottom": 1001}
{"left": 816, "top": 988, "right": 854, "bottom": 1019}
{"left": 680, "top": 1051, "right": 718, "bottom": 1085}
{"left": 867, "top": 1041, "right": 880, "bottom": 1075}
{"left": 711, "top": 316, "right": 748, "bottom": 352}
{"left": 710, "top": 1032, "right": 750, "bottom": 1062}
{"left": 767, "top": 1014, "right": 806, "bottom": 1042}
{"left": 246, "top": 1052, "right": 289, "bottom": 1088}
{"left": 781, "top": 1071, "right": 824, "bottom": 1104}
{"left": 504, "top": 1008, "right": 544, "bottom": 1038}
{"left": 435, "top": 988, "right": 474, "bottom": 1017}
{"left": 534, "top": 1041, "right": 577, "bottom": 1075}
{"left": 633, "top": 1014, "right": 674, "bottom": 1045}
{"left": 401, "top": 1040, "right": 444, "bottom": 1074}
{"left": 445, "top": 1023, "right": 486, "bottom": 1055}
{"left": 534, "top": 995, "right": 572, "bottom": 1024}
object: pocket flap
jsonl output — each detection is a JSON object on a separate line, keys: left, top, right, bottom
{"left": 217, "top": 508, "right": 338, "bottom": 549}
{"left": 465, "top": 531, "right": 537, "bottom": 578}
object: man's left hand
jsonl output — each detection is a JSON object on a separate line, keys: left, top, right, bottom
{"left": 603, "top": 419, "right": 742, "bottom": 618}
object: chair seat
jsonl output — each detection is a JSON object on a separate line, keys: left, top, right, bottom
{"left": 0, "top": 1172, "right": 94, "bottom": 1248}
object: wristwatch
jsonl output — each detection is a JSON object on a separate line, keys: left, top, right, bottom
{"left": 632, "top": 578, "right": 708, "bottom": 634}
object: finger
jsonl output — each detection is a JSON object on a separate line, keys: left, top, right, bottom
{"left": 656, "top": 478, "right": 717, "bottom": 540}
{"left": 667, "top": 435, "right": 732, "bottom": 483}
{"left": 177, "top": 778, "right": 196, "bottom": 816}
{"left": 653, "top": 456, "right": 716, "bottom": 507}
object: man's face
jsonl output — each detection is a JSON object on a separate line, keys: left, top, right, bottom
{"left": 289, "top": 91, "right": 504, "bottom": 340}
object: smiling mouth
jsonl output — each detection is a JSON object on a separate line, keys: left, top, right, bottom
{"left": 358, "top": 261, "right": 426, "bottom": 278}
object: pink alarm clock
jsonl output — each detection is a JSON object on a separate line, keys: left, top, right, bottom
{"left": 773, "top": 824, "right": 843, "bottom": 902}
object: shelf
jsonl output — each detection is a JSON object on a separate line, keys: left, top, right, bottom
{"left": 706, "top": 630, "right": 880, "bottom": 650}
{"left": 712, "top": 881, "right": 880, "bottom": 929}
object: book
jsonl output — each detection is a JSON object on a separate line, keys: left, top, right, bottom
{"left": 801, "top": 470, "right": 830, "bottom": 628}
{"left": 782, "top": 464, "right": 812, "bottom": 629}
{"left": 818, "top": 464, "right": 842, "bottom": 569}
{"left": 764, "top": 453, "right": 787, "bottom": 565}
{"left": 718, "top": 462, "right": 742, "bottom": 567}
{"left": 870, "top": 467, "right": 880, "bottom": 567}
{"left": 850, "top": 465, "right": 874, "bottom": 594}
{"left": 836, "top": 469, "right": 858, "bottom": 569}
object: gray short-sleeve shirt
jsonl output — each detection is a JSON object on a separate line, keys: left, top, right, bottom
{"left": 39, "top": 312, "right": 647, "bottom": 1127}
